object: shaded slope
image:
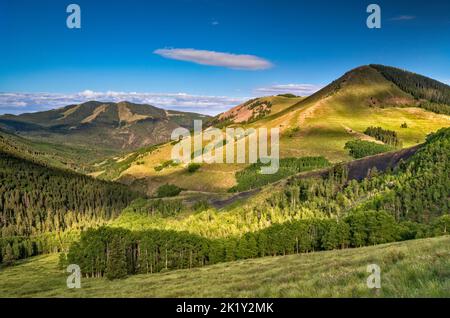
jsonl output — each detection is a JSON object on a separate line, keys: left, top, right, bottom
{"left": 0, "top": 128, "right": 111, "bottom": 172}
{"left": 0, "top": 149, "right": 142, "bottom": 262}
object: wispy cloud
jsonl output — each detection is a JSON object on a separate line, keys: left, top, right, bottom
{"left": 211, "top": 20, "right": 219, "bottom": 26}
{"left": 0, "top": 91, "right": 248, "bottom": 116}
{"left": 154, "top": 48, "right": 273, "bottom": 70}
{"left": 389, "top": 15, "right": 416, "bottom": 21}
{"left": 255, "top": 84, "right": 323, "bottom": 96}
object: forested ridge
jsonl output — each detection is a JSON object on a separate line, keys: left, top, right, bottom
{"left": 0, "top": 150, "right": 141, "bottom": 264}
{"left": 64, "top": 128, "right": 450, "bottom": 278}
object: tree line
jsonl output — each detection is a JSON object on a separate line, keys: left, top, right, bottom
{"left": 364, "top": 126, "right": 401, "bottom": 147}
{"left": 345, "top": 140, "right": 394, "bottom": 159}
{"left": 230, "top": 156, "right": 330, "bottom": 192}
{"left": 0, "top": 151, "right": 141, "bottom": 264}
{"left": 63, "top": 212, "right": 450, "bottom": 279}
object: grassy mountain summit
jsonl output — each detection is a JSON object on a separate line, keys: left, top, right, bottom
{"left": 98, "top": 65, "right": 449, "bottom": 195}
{"left": 0, "top": 101, "right": 210, "bottom": 151}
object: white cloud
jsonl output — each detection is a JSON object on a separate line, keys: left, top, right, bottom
{"left": 154, "top": 48, "right": 273, "bottom": 70}
{"left": 255, "top": 84, "right": 323, "bottom": 96}
{"left": 389, "top": 15, "right": 416, "bottom": 21}
{"left": 211, "top": 20, "right": 219, "bottom": 26}
{"left": 0, "top": 91, "right": 248, "bottom": 116}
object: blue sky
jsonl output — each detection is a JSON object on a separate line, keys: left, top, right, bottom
{"left": 1, "top": 0, "right": 449, "bottom": 115}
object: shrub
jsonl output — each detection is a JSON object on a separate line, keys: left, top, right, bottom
{"left": 277, "top": 93, "right": 298, "bottom": 98}
{"left": 154, "top": 160, "right": 178, "bottom": 172}
{"left": 187, "top": 163, "right": 201, "bottom": 173}
{"left": 156, "top": 184, "right": 182, "bottom": 198}
{"left": 192, "top": 200, "right": 210, "bottom": 212}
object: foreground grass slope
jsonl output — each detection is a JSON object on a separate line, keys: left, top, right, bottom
{"left": 1, "top": 236, "right": 448, "bottom": 297}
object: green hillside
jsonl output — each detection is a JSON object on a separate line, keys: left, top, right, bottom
{"left": 99, "top": 65, "right": 449, "bottom": 195}
{"left": 0, "top": 236, "right": 448, "bottom": 297}
{"left": 61, "top": 128, "right": 449, "bottom": 280}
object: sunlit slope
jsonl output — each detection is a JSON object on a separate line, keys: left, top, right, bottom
{"left": 1, "top": 236, "right": 448, "bottom": 297}
{"left": 96, "top": 66, "right": 450, "bottom": 194}
{"left": 211, "top": 95, "right": 304, "bottom": 125}
{"left": 259, "top": 66, "right": 448, "bottom": 160}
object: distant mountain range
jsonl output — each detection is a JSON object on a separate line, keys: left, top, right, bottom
{"left": 0, "top": 101, "right": 210, "bottom": 151}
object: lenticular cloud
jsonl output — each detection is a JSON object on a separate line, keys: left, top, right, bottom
{"left": 154, "top": 48, "right": 273, "bottom": 70}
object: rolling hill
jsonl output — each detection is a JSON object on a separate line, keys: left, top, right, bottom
{"left": 0, "top": 101, "right": 210, "bottom": 151}
{"left": 96, "top": 65, "right": 450, "bottom": 195}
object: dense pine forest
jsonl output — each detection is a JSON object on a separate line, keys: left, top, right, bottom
{"left": 371, "top": 64, "right": 450, "bottom": 115}
{"left": 64, "top": 128, "right": 450, "bottom": 279}
{"left": 0, "top": 151, "right": 141, "bottom": 264}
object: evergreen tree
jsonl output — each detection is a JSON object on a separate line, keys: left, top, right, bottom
{"left": 106, "top": 237, "right": 127, "bottom": 280}
{"left": 2, "top": 243, "right": 15, "bottom": 266}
